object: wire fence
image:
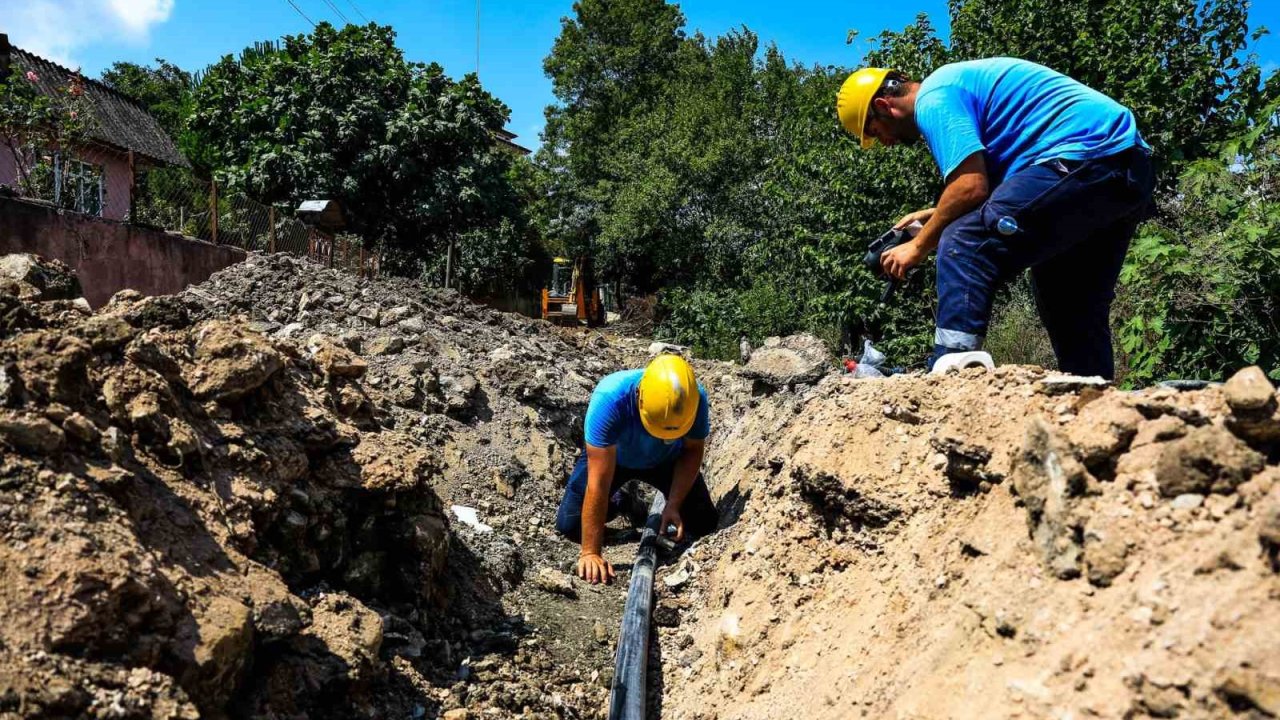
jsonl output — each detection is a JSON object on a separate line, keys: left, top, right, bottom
{"left": 1, "top": 142, "right": 377, "bottom": 278}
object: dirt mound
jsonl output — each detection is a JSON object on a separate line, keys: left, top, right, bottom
{"left": 657, "top": 365, "right": 1280, "bottom": 719}
{"left": 7, "top": 251, "right": 1278, "bottom": 720}
{"left": 0, "top": 254, "right": 648, "bottom": 719}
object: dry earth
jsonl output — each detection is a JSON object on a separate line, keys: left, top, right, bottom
{"left": 0, "top": 254, "right": 651, "bottom": 719}
{"left": 658, "top": 365, "right": 1280, "bottom": 720}
{"left": 1, "top": 252, "right": 1278, "bottom": 720}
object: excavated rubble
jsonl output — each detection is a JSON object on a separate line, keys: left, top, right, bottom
{"left": 658, "top": 364, "right": 1280, "bottom": 720}
{"left": 3, "top": 250, "right": 1279, "bottom": 720}
{"left": 0, "top": 253, "right": 647, "bottom": 719}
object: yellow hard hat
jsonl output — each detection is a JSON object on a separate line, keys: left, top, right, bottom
{"left": 638, "top": 354, "right": 699, "bottom": 440}
{"left": 836, "top": 67, "right": 891, "bottom": 149}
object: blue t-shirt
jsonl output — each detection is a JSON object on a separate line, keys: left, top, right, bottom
{"left": 915, "top": 58, "right": 1146, "bottom": 185}
{"left": 584, "top": 369, "right": 711, "bottom": 469}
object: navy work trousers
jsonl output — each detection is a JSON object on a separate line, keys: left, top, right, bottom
{"left": 554, "top": 451, "right": 719, "bottom": 542}
{"left": 931, "top": 147, "right": 1155, "bottom": 379}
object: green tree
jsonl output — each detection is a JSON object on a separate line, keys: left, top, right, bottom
{"left": 186, "top": 22, "right": 525, "bottom": 287}
{"left": 538, "top": 0, "right": 688, "bottom": 281}
{"left": 99, "top": 59, "right": 192, "bottom": 139}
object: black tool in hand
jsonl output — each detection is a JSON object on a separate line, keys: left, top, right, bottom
{"left": 863, "top": 225, "right": 920, "bottom": 304}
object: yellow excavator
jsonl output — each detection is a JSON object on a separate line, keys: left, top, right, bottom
{"left": 541, "top": 256, "right": 605, "bottom": 327}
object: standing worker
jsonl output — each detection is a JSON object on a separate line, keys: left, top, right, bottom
{"left": 836, "top": 58, "right": 1155, "bottom": 379}
{"left": 555, "top": 354, "right": 719, "bottom": 584}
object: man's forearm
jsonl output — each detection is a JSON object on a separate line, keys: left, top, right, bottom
{"left": 913, "top": 177, "right": 988, "bottom": 253}
{"left": 581, "top": 447, "right": 615, "bottom": 556}
{"left": 667, "top": 442, "right": 705, "bottom": 510}
{"left": 911, "top": 152, "right": 991, "bottom": 254}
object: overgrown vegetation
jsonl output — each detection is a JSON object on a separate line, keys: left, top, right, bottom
{"left": 0, "top": 66, "right": 95, "bottom": 204}
{"left": 537, "top": 0, "right": 1279, "bottom": 382}
{"left": 1118, "top": 108, "right": 1280, "bottom": 382}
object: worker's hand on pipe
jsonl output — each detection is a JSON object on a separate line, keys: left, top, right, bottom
{"left": 577, "top": 552, "right": 616, "bottom": 585}
{"left": 880, "top": 240, "right": 927, "bottom": 281}
{"left": 894, "top": 207, "right": 935, "bottom": 230}
{"left": 659, "top": 504, "right": 685, "bottom": 543}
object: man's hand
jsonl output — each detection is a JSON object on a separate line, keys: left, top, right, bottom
{"left": 894, "top": 208, "right": 935, "bottom": 229}
{"left": 880, "top": 240, "right": 927, "bottom": 281}
{"left": 577, "top": 552, "right": 616, "bottom": 584}
{"left": 659, "top": 503, "right": 685, "bottom": 542}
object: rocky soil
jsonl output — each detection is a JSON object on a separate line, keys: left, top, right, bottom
{"left": 0, "top": 253, "right": 651, "bottom": 719}
{"left": 657, "top": 364, "right": 1280, "bottom": 719}
{"left": 3, "top": 250, "right": 1278, "bottom": 720}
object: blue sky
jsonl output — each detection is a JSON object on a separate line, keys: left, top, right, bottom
{"left": 6, "top": 0, "right": 1278, "bottom": 151}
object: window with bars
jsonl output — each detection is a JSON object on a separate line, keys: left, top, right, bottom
{"left": 59, "top": 156, "right": 105, "bottom": 217}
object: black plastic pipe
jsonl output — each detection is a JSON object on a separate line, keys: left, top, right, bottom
{"left": 608, "top": 492, "right": 665, "bottom": 720}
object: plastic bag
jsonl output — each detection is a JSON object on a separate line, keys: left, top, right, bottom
{"left": 858, "top": 339, "right": 887, "bottom": 370}
{"left": 852, "top": 363, "right": 885, "bottom": 379}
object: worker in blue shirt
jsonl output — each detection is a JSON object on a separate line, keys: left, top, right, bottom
{"left": 555, "top": 354, "right": 718, "bottom": 584}
{"left": 836, "top": 58, "right": 1155, "bottom": 379}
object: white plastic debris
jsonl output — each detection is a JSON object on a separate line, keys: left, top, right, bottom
{"left": 451, "top": 505, "right": 493, "bottom": 533}
{"left": 931, "top": 350, "right": 995, "bottom": 375}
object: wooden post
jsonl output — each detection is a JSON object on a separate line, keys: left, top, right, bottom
{"left": 209, "top": 180, "right": 219, "bottom": 244}
{"left": 126, "top": 150, "right": 136, "bottom": 222}
{"left": 359, "top": 247, "right": 366, "bottom": 279}
{"left": 444, "top": 239, "right": 453, "bottom": 289}
{"left": 268, "top": 206, "right": 277, "bottom": 253}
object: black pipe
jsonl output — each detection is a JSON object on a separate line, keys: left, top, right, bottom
{"left": 608, "top": 492, "right": 665, "bottom": 720}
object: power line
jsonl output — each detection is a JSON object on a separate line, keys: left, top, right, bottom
{"left": 342, "top": 0, "right": 370, "bottom": 23}
{"left": 318, "top": 0, "right": 351, "bottom": 25}
{"left": 283, "top": 0, "right": 316, "bottom": 26}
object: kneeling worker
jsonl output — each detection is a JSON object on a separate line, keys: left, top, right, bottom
{"left": 555, "top": 354, "right": 719, "bottom": 584}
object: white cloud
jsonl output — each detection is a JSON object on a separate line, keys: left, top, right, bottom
{"left": 7, "top": 0, "right": 174, "bottom": 68}
{"left": 107, "top": 0, "right": 175, "bottom": 36}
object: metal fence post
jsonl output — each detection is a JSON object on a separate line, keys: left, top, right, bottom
{"left": 210, "top": 180, "right": 219, "bottom": 244}
{"left": 269, "top": 206, "right": 277, "bottom": 253}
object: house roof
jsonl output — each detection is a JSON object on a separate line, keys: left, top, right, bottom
{"left": 494, "top": 128, "right": 531, "bottom": 156}
{"left": 3, "top": 39, "right": 188, "bottom": 168}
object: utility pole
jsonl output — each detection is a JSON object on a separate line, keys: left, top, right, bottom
{"left": 475, "top": 0, "right": 480, "bottom": 77}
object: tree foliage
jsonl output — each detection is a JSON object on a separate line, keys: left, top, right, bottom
{"left": 1117, "top": 100, "right": 1280, "bottom": 382}
{"left": 186, "top": 22, "right": 530, "bottom": 288}
{"left": 99, "top": 59, "right": 192, "bottom": 139}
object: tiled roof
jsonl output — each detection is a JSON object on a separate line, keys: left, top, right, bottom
{"left": 6, "top": 44, "right": 187, "bottom": 167}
